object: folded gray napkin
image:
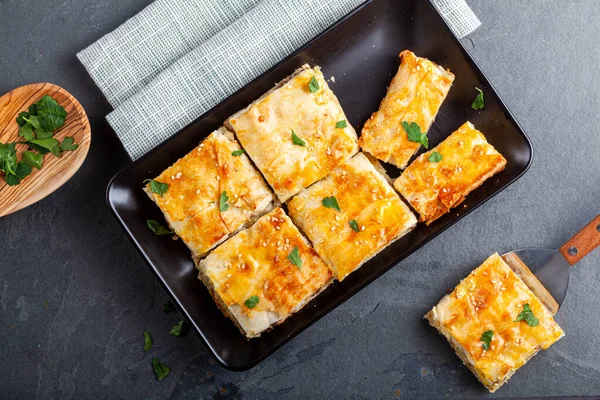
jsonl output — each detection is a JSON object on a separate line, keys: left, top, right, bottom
{"left": 78, "top": 0, "right": 480, "bottom": 160}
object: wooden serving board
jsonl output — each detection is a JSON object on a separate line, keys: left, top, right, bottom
{"left": 0, "top": 83, "right": 91, "bottom": 217}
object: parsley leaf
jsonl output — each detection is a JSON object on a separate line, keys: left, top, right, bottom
{"left": 35, "top": 131, "right": 54, "bottom": 140}
{"left": 287, "top": 246, "right": 302, "bottom": 268}
{"left": 14, "top": 162, "right": 32, "bottom": 179}
{"left": 322, "top": 196, "right": 341, "bottom": 212}
{"left": 59, "top": 137, "right": 78, "bottom": 152}
{"left": 244, "top": 295, "right": 259, "bottom": 309}
{"left": 162, "top": 302, "right": 177, "bottom": 314}
{"left": 18, "top": 123, "right": 35, "bottom": 141}
{"left": 402, "top": 121, "right": 428, "bottom": 149}
{"left": 146, "top": 219, "right": 173, "bottom": 235}
{"left": 16, "top": 111, "right": 30, "bottom": 127}
{"left": 481, "top": 330, "right": 493, "bottom": 350}
{"left": 291, "top": 130, "right": 306, "bottom": 147}
{"left": 27, "top": 138, "right": 60, "bottom": 157}
{"left": 219, "top": 190, "right": 229, "bottom": 212}
{"left": 349, "top": 219, "right": 360, "bottom": 232}
{"left": 336, "top": 120, "right": 348, "bottom": 129}
{"left": 36, "top": 94, "right": 67, "bottom": 132}
{"left": 170, "top": 320, "right": 186, "bottom": 337}
{"left": 471, "top": 87, "right": 485, "bottom": 110}
{"left": 231, "top": 149, "right": 245, "bottom": 157}
{"left": 428, "top": 152, "right": 443, "bottom": 163}
{"left": 23, "top": 115, "right": 42, "bottom": 131}
{"left": 152, "top": 357, "right": 170, "bottom": 381}
{"left": 22, "top": 151, "right": 44, "bottom": 170}
{"left": 515, "top": 303, "right": 539, "bottom": 327}
{"left": 144, "top": 179, "right": 169, "bottom": 197}
{"left": 143, "top": 331, "right": 152, "bottom": 351}
{"left": 308, "top": 75, "right": 320, "bottom": 93}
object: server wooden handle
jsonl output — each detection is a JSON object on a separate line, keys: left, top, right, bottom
{"left": 559, "top": 214, "right": 600, "bottom": 265}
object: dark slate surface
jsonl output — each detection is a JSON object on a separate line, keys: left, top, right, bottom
{"left": 0, "top": 1, "right": 598, "bottom": 399}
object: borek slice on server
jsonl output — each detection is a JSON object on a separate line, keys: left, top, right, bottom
{"left": 197, "top": 207, "right": 332, "bottom": 339}
{"left": 288, "top": 152, "right": 417, "bottom": 281}
{"left": 394, "top": 121, "right": 507, "bottom": 225}
{"left": 226, "top": 64, "right": 359, "bottom": 202}
{"left": 359, "top": 50, "right": 455, "bottom": 168}
{"left": 144, "top": 128, "right": 275, "bottom": 259}
{"left": 425, "top": 253, "right": 564, "bottom": 393}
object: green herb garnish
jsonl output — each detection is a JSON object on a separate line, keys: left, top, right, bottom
{"left": 231, "top": 149, "right": 245, "bottom": 156}
{"left": 515, "top": 303, "right": 539, "bottom": 327}
{"left": 0, "top": 95, "right": 73, "bottom": 186}
{"left": 169, "top": 321, "right": 186, "bottom": 337}
{"left": 428, "top": 152, "right": 443, "bottom": 163}
{"left": 244, "top": 295, "right": 259, "bottom": 309}
{"left": 152, "top": 357, "right": 170, "bottom": 381}
{"left": 308, "top": 75, "right": 320, "bottom": 93}
{"left": 336, "top": 120, "right": 348, "bottom": 129}
{"left": 481, "top": 330, "right": 493, "bottom": 350}
{"left": 402, "top": 121, "right": 428, "bottom": 149}
{"left": 219, "top": 190, "right": 230, "bottom": 212}
{"left": 471, "top": 87, "right": 485, "bottom": 110}
{"left": 162, "top": 302, "right": 176, "bottom": 314}
{"left": 146, "top": 220, "right": 173, "bottom": 235}
{"left": 291, "top": 130, "right": 306, "bottom": 147}
{"left": 287, "top": 246, "right": 302, "bottom": 268}
{"left": 349, "top": 219, "right": 360, "bottom": 232}
{"left": 322, "top": 196, "right": 341, "bottom": 212}
{"left": 144, "top": 179, "right": 169, "bottom": 197}
{"left": 143, "top": 331, "right": 152, "bottom": 351}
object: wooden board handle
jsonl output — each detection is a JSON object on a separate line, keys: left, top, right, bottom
{"left": 559, "top": 214, "right": 600, "bottom": 265}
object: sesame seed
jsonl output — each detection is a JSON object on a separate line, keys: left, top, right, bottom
{"left": 196, "top": 189, "right": 201, "bottom": 194}
{"left": 371, "top": 235, "right": 377, "bottom": 239}
{"left": 266, "top": 216, "right": 271, "bottom": 221}
{"left": 325, "top": 147, "right": 331, "bottom": 155}
{"left": 500, "top": 287, "right": 506, "bottom": 291}
{"left": 176, "top": 172, "right": 182, "bottom": 179}
{"left": 335, "top": 215, "right": 341, "bottom": 221}
{"left": 275, "top": 226, "right": 281, "bottom": 230}
{"left": 216, "top": 176, "right": 220, "bottom": 181}
{"left": 262, "top": 242, "right": 267, "bottom": 247}
{"left": 277, "top": 241, "right": 281, "bottom": 246}
{"left": 342, "top": 171, "right": 346, "bottom": 176}
{"left": 234, "top": 194, "right": 239, "bottom": 198}
{"left": 371, "top": 189, "right": 377, "bottom": 193}
{"left": 171, "top": 175, "right": 175, "bottom": 180}
{"left": 457, "top": 166, "right": 463, "bottom": 172}
{"left": 285, "top": 238, "right": 289, "bottom": 244}
{"left": 483, "top": 271, "right": 488, "bottom": 276}
{"left": 371, "top": 194, "right": 377, "bottom": 201}
{"left": 330, "top": 226, "right": 336, "bottom": 231}
{"left": 442, "top": 188, "right": 447, "bottom": 193}
{"left": 378, "top": 195, "right": 383, "bottom": 199}
{"left": 225, "top": 283, "right": 230, "bottom": 288}
{"left": 226, "top": 274, "right": 231, "bottom": 278}
{"left": 361, "top": 226, "right": 365, "bottom": 231}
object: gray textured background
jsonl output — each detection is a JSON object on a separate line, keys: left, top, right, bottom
{"left": 1, "top": 1, "right": 599, "bottom": 399}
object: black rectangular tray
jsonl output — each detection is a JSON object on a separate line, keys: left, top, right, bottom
{"left": 107, "top": 0, "right": 532, "bottom": 371}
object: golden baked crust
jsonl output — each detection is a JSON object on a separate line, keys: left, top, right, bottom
{"left": 359, "top": 50, "right": 455, "bottom": 168}
{"left": 226, "top": 64, "right": 359, "bottom": 202}
{"left": 394, "top": 121, "right": 507, "bottom": 225}
{"left": 425, "top": 253, "right": 564, "bottom": 393}
{"left": 197, "top": 207, "right": 332, "bottom": 338}
{"left": 288, "top": 152, "right": 417, "bottom": 281}
{"left": 144, "top": 128, "right": 275, "bottom": 259}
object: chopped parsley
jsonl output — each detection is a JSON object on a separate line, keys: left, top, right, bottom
{"left": 291, "top": 130, "right": 306, "bottom": 146}
{"left": 244, "top": 295, "right": 259, "bottom": 309}
{"left": 481, "top": 330, "right": 493, "bottom": 350}
{"left": 287, "top": 246, "right": 302, "bottom": 268}
{"left": 471, "top": 87, "right": 485, "bottom": 110}
{"left": 322, "top": 196, "right": 341, "bottom": 212}
{"left": 146, "top": 219, "right": 173, "bottom": 235}
{"left": 169, "top": 321, "right": 186, "bottom": 337}
{"left": 144, "top": 179, "right": 169, "bottom": 197}
{"left": 308, "top": 75, "right": 320, "bottom": 93}
{"left": 515, "top": 303, "right": 539, "bottom": 327}
{"left": 219, "top": 190, "right": 230, "bottom": 212}
{"left": 152, "top": 357, "right": 170, "bottom": 381}
{"left": 349, "top": 219, "right": 360, "bottom": 232}
{"left": 336, "top": 120, "right": 348, "bottom": 129}
{"left": 1, "top": 95, "right": 75, "bottom": 186}
{"left": 143, "top": 331, "right": 152, "bottom": 351}
{"left": 231, "top": 149, "right": 245, "bottom": 156}
{"left": 402, "top": 121, "right": 428, "bottom": 149}
{"left": 428, "top": 152, "right": 443, "bottom": 163}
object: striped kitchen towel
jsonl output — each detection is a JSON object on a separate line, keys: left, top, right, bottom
{"left": 78, "top": 0, "right": 480, "bottom": 160}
